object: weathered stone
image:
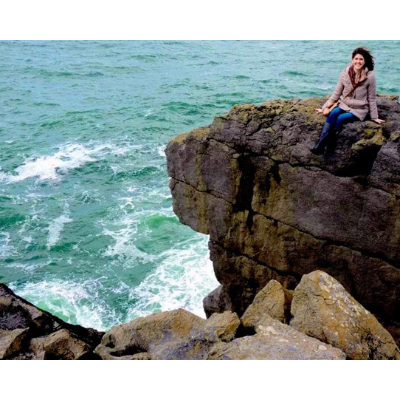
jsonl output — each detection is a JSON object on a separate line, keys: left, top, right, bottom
{"left": 95, "top": 309, "right": 240, "bottom": 360}
{"left": 369, "top": 140, "right": 400, "bottom": 196}
{"left": 241, "top": 280, "right": 293, "bottom": 328}
{"left": 208, "top": 314, "right": 346, "bottom": 360}
{"left": 203, "top": 285, "right": 233, "bottom": 318}
{"left": 290, "top": 271, "right": 400, "bottom": 360}
{"left": 170, "top": 179, "right": 232, "bottom": 238}
{"left": 209, "top": 241, "right": 298, "bottom": 314}
{"left": 0, "top": 328, "right": 28, "bottom": 359}
{"left": 166, "top": 96, "right": 400, "bottom": 342}
{"left": 29, "top": 329, "right": 92, "bottom": 360}
{"left": 0, "top": 283, "right": 103, "bottom": 360}
{"left": 200, "top": 311, "right": 240, "bottom": 342}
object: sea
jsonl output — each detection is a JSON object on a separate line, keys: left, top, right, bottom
{"left": 1, "top": 40, "right": 399, "bottom": 331}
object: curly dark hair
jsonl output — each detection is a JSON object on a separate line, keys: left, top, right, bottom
{"left": 352, "top": 47, "right": 375, "bottom": 71}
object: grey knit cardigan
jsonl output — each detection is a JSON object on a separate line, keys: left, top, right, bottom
{"left": 322, "top": 65, "right": 379, "bottom": 121}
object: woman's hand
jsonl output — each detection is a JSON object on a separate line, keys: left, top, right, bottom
{"left": 373, "top": 118, "right": 385, "bottom": 124}
{"left": 315, "top": 108, "right": 323, "bottom": 114}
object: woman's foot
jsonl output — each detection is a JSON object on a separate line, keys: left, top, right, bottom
{"left": 310, "top": 144, "right": 324, "bottom": 155}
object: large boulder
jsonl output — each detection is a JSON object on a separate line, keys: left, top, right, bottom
{"left": 29, "top": 329, "right": 92, "bottom": 360}
{"left": 290, "top": 271, "right": 400, "bottom": 360}
{"left": 95, "top": 309, "right": 241, "bottom": 360}
{"left": 208, "top": 314, "right": 346, "bottom": 360}
{"left": 166, "top": 96, "right": 400, "bottom": 342}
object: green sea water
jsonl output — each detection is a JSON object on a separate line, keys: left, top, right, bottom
{"left": 1, "top": 40, "right": 399, "bottom": 330}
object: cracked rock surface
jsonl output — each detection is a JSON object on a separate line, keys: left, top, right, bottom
{"left": 290, "top": 271, "right": 400, "bottom": 360}
{"left": 166, "top": 96, "right": 400, "bottom": 343}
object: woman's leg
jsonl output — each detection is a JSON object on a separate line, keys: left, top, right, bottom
{"left": 334, "top": 112, "right": 358, "bottom": 130}
{"left": 311, "top": 107, "right": 342, "bottom": 154}
{"left": 326, "top": 107, "right": 343, "bottom": 125}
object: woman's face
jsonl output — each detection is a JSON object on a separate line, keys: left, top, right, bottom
{"left": 352, "top": 54, "right": 365, "bottom": 71}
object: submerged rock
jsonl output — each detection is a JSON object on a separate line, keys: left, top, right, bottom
{"left": 290, "top": 271, "right": 400, "bottom": 360}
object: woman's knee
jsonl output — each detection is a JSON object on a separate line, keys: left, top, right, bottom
{"left": 326, "top": 107, "right": 342, "bottom": 124}
{"left": 335, "top": 114, "right": 354, "bottom": 130}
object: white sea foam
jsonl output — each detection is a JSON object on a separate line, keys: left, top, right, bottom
{"left": 47, "top": 214, "right": 73, "bottom": 249}
{"left": 157, "top": 145, "right": 166, "bottom": 158}
{"left": 9, "top": 279, "right": 114, "bottom": 331}
{"left": 127, "top": 235, "right": 218, "bottom": 320}
{"left": 118, "top": 196, "right": 135, "bottom": 210}
{"left": 6, "top": 144, "right": 95, "bottom": 183}
{"left": 3, "top": 262, "right": 38, "bottom": 272}
{"left": 103, "top": 220, "right": 155, "bottom": 262}
{"left": 0, "top": 232, "right": 16, "bottom": 258}
{"left": 4, "top": 141, "right": 140, "bottom": 184}
{"left": 0, "top": 171, "right": 9, "bottom": 182}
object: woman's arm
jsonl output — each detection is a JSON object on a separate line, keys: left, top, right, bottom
{"left": 367, "top": 72, "right": 384, "bottom": 123}
{"left": 316, "top": 71, "right": 345, "bottom": 114}
{"left": 322, "top": 72, "right": 345, "bottom": 109}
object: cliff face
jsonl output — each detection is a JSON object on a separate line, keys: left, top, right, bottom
{"left": 166, "top": 95, "right": 400, "bottom": 341}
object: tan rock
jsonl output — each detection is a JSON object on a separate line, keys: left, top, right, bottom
{"left": 290, "top": 271, "right": 400, "bottom": 360}
{"left": 95, "top": 309, "right": 240, "bottom": 360}
{"left": 29, "top": 329, "right": 92, "bottom": 360}
{"left": 241, "top": 280, "right": 293, "bottom": 328}
{"left": 208, "top": 314, "right": 345, "bottom": 360}
{"left": 200, "top": 311, "right": 240, "bottom": 342}
{"left": 0, "top": 328, "right": 28, "bottom": 359}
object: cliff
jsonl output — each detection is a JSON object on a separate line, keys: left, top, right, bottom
{"left": 166, "top": 95, "right": 400, "bottom": 343}
{"left": 2, "top": 95, "right": 400, "bottom": 360}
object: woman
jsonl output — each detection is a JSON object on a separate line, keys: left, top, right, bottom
{"left": 311, "top": 47, "right": 385, "bottom": 155}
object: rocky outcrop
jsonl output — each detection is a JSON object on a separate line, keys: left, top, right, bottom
{"left": 93, "top": 287, "right": 346, "bottom": 360}
{"left": 94, "top": 309, "right": 241, "bottom": 360}
{"left": 290, "top": 271, "right": 400, "bottom": 360}
{"left": 2, "top": 269, "right": 398, "bottom": 359}
{"left": 0, "top": 283, "right": 103, "bottom": 359}
{"left": 166, "top": 95, "right": 400, "bottom": 342}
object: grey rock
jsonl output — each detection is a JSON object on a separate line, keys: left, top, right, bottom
{"left": 203, "top": 285, "right": 233, "bottom": 318}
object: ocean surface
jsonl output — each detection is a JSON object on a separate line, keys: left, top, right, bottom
{"left": 1, "top": 40, "right": 399, "bottom": 331}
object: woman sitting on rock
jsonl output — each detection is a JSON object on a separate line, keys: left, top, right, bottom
{"left": 311, "top": 47, "right": 385, "bottom": 155}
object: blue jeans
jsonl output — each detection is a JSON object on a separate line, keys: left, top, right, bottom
{"left": 326, "top": 107, "right": 358, "bottom": 131}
